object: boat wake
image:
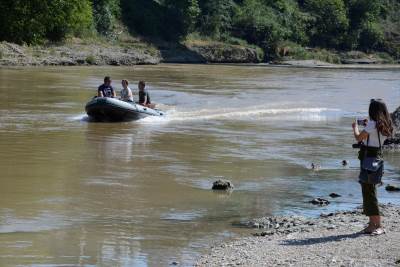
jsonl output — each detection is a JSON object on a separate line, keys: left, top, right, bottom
{"left": 139, "top": 106, "right": 342, "bottom": 124}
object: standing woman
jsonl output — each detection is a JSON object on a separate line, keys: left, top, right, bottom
{"left": 352, "top": 99, "right": 393, "bottom": 235}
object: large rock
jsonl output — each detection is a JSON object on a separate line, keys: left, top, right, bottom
{"left": 212, "top": 179, "right": 234, "bottom": 191}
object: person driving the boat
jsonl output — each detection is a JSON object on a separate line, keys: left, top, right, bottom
{"left": 98, "top": 76, "right": 116, "bottom": 98}
{"left": 138, "top": 81, "right": 155, "bottom": 109}
{"left": 120, "top": 79, "right": 133, "bottom": 102}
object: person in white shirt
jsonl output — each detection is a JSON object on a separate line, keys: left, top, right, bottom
{"left": 120, "top": 79, "right": 133, "bottom": 102}
{"left": 352, "top": 98, "right": 393, "bottom": 236}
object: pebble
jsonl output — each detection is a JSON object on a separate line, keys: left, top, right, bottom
{"left": 310, "top": 198, "right": 330, "bottom": 206}
{"left": 329, "top": 193, "right": 341, "bottom": 198}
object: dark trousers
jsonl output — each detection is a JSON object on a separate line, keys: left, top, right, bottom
{"left": 361, "top": 182, "right": 379, "bottom": 216}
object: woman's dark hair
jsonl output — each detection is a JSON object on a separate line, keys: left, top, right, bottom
{"left": 369, "top": 99, "right": 393, "bottom": 136}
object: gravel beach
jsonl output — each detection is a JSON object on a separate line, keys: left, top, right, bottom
{"left": 196, "top": 204, "right": 400, "bottom": 266}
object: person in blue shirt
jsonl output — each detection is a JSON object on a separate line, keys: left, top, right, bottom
{"left": 98, "top": 76, "right": 116, "bottom": 98}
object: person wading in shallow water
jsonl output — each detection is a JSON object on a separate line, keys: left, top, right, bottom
{"left": 98, "top": 76, "right": 116, "bottom": 98}
{"left": 352, "top": 99, "right": 393, "bottom": 236}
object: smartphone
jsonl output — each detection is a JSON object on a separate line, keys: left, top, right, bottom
{"left": 357, "top": 118, "right": 367, "bottom": 126}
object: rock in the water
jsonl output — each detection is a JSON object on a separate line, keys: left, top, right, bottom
{"left": 342, "top": 160, "right": 348, "bottom": 166}
{"left": 310, "top": 198, "right": 330, "bottom": 206}
{"left": 391, "top": 106, "right": 400, "bottom": 133}
{"left": 212, "top": 179, "right": 234, "bottom": 191}
{"left": 385, "top": 185, "right": 400, "bottom": 192}
{"left": 329, "top": 193, "right": 341, "bottom": 198}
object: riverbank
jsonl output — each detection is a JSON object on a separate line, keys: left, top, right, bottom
{"left": 1, "top": 39, "right": 400, "bottom": 67}
{"left": 196, "top": 204, "right": 400, "bottom": 266}
{"left": 0, "top": 38, "right": 263, "bottom": 66}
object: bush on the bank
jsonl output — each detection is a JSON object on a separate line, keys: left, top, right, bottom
{"left": 0, "top": 0, "right": 92, "bottom": 44}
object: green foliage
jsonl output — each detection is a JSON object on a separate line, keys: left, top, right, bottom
{"left": 121, "top": 0, "right": 166, "bottom": 38}
{"left": 232, "top": 0, "right": 285, "bottom": 54}
{"left": 305, "top": 0, "right": 349, "bottom": 48}
{"left": 0, "top": 0, "right": 398, "bottom": 60}
{"left": 275, "top": 41, "right": 341, "bottom": 63}
{"left": 198, "top": 0, "right": 235, "bottom": 38}
{"left": 164, "top": 0, "right": 201, "bottom": 39}
{"left": 0, "top": 0, "right": 92, "bottom": 44}
{"left": 85, "top": 55, "right": 97, "bottom": 64}
{"left": 93, "top": 0, "right": 121, "bottom": 36}
{"left": 358, "top": 21, "right": 384, "bottom": 51}
{"left": 231, "top": 0, "right": 309, "bottom": 58}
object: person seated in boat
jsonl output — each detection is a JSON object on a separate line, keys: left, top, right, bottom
{"left": 138, "top": 81, "right": 156, "bottom": 109}
{"left": 98, "top": 76, "right": 116, "bottom": 98}
{"left": 120, "top": 79, "right": 133, "bottom": 102}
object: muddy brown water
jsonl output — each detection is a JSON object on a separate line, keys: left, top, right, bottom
{"left": 0, "top": 64, "right": 399, "bottom": 266}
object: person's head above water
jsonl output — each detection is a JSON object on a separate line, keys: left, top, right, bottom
{"left": 369, "top": 98, "right": 393, "bottom": 137}
{"left": 121, "top": 79, "right": 129, "bottom": 89}
{"left": 104, "top": 76, "right": 111, "bottom": 86}
{"left": 138, "top": 81, "right": 146, "bottom": 91}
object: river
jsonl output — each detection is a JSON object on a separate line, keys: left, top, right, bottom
{"left": 0, "top": 64, "right": 399, "bottom": 266}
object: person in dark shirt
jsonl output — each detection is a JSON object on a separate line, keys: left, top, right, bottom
{"left": 98, "top": 76, "right": 116, "bottom": 98}
{"left": 137, "top": 81, "right": 155, "bottom": 108}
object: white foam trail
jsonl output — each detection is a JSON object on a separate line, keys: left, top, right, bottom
{"left": 140, "top": 107, "right": 341, "bottom": 124}
{"left": 68, "top": 114, "right": 89, "bottom": 122}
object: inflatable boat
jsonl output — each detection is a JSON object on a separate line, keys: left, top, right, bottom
{"left": 85, "top": 97, "right": 164, "bottom": 122}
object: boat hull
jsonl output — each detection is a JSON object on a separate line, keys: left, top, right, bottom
{"left": 85, "top": 97, "right": 164, "bottom": 122}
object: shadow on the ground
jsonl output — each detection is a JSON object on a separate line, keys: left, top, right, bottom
{"left": 281, "top": 232, "right": 363, "bottom": 246}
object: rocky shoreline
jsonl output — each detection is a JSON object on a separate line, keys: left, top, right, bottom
{"left": 0, "top": 41, "right": 161, "bottom": 66}
{"left": 196, "top": 204, "right": 400, "bottom": 266}
{"left": 0, "top": 40, "right": 263, "bottom": 66}
{"left": 1, "top": 40, "right": 400, "bottom": 67}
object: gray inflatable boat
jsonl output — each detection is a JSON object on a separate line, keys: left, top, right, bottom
{"left": 85, "top": 97, "right": 164, "bottom": 122}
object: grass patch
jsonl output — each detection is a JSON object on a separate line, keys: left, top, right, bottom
{"left": 85, "top": 55, "right": 96, "bottom": 65}
{"left": 276, "top": 41, "right": 341, "bottom": 64}
{"left": 375, "top": 52, "right": 395, "bottom": 63}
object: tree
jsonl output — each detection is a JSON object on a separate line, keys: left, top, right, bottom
{"left": 121, "top": 0, "right": 166, "bottom": 37}
{"left": 0, "top": 0, "right": 92, "bottom": 44}
{"left": 305, "top": 0, "right": 349, "bottom": 48}
{"left": 232, "top": 0, "right": 309, "bottom": 57}
{"left": 164, "top": 0, "right": 201, "bottom": 39}
{"left": 198, "top": 0, "right": 235, "bottom": 38}
{"left": 344, "top": 0, "right": 384, "bottom": 50}
{"left": 93, "top": 0, "right": 121, "bottom": 36}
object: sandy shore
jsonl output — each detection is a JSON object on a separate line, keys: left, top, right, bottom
{"left": 196, "top": 204, "right": 400, "bottom": 266}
